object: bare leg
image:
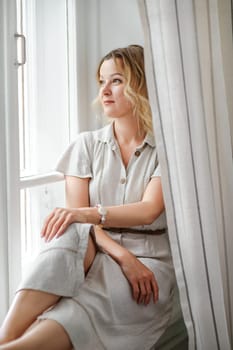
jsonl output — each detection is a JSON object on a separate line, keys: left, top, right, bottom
{"left": 0, "top": 290, "right": 60, "bottom": 344}
{"left": 0, "top": 234, "right": 97, "bottom": 344}
{"left": 0, "top": 320, "right": 72, "bottom": 350}
{"left": 84, "top": 234, "right": 97, "bottom": 273}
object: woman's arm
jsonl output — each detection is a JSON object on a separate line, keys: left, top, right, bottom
{"left": 41, "top": 176, "right": 164, "bottom": 240}
{"left": 79, "top": 176, "right": 164, "bottom": 227}
{"left": 93, "top": 225, "right": 159, "bottom": 305}
{"left": 97, "top": 176, "right": 164, "bottom": 227}
{"left": 40, "top": 176, "right": 90, "bottom": 240}
{"left": 65, "top": 175, "right": 90, "bottom": 208}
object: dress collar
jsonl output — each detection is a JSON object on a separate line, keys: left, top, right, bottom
{"left": 97, "top": 122, "right": 156, "bottom": 148}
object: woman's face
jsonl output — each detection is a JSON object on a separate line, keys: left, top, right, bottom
{"left": 98, "top": 58, "right": 133, "bottom": 119}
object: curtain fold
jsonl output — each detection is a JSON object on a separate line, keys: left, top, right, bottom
{"left": 138, "top": 0, "right": 233, "bottom": 349}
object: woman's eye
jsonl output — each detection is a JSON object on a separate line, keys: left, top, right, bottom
{"left": 112, "top": 78, "right": 122, "bottom": 84}
{"left": 99, "top": 79, "right": 105, "bottom": 86}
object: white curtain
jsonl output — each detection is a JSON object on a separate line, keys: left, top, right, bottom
{"left": 138, "top": 0, "right": 233, "bottom": 349}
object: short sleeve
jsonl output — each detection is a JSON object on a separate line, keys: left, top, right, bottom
{"left": 151, "top": 163, "right": 161, "bottom": 177}
{"left": 55, "top": 133, "right": 92, "bottom": 178}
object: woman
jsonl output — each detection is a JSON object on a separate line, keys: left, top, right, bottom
{"left": 0, "top": 45, "right": 175, "bottom": 350}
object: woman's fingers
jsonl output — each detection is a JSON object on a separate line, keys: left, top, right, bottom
{"left": 131, "top": 275, "right": 159, "bottom": 305}
{"left": 40, "top": 208, "right": 76, "bottom": 242}
{"left": 40, "top": 211, "right": 55, "bottom": 237}
{"left": 138, "top": 281, "right": 147, "bottom": 304}
{"left": 55, "top": 217, "right": 72, "bottom": 238}
{"left": 42, "top": 210, "right": 64, "bottom": 241}
{"left": 144, "top": 280, "right": 152, "bottom": 305}
{"left": 46, "top": 216, "right": 65, "bottom": 241}
{"left": 137, "top": 279, "right": 156, "bottom": 305}
{"left": 132, "top": 280, "right": 140, "bottom": 302}
{"left": 115, "top": 250, "right": 160, "bottom": 306}
{"left": 151, "top": 278, "right": 159, "bottom": 303}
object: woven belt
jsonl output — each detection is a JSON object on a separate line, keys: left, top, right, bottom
{"left": 103, "top": 227, "right": 166, "bottom": 235}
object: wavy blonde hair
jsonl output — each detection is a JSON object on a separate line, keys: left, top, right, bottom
{"left": 94, "top": 45, "right": 153, "bottom": 135}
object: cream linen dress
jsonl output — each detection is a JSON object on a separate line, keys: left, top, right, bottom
{"left": 18, "top": 122, "right": 176, "bottom": 350}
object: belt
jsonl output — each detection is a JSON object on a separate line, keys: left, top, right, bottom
{"left": 103, "top": 227, "right": 166, "bottom": 235}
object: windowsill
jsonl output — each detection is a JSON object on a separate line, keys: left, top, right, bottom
{"left": 20, "top": 171, "right": 64, "bottom": 189}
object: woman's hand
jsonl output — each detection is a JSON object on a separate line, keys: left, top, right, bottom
{"left": 93, "top": 225, "right": 159, "bottom": 305}
{"left": 119, "top": 252, "right": 159, "bottom": 305}
{"left": 40, "top": 207, "right": 85, "bottom": 242}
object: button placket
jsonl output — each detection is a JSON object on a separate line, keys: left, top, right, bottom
{"left": 119, "top": 166, "right": 127, "bottom": 203}
{"left": 120, "top": 164, "right": 127, "bottom": 185}
{"left": 120, "top": 177, "right": 126, "bottom": 184}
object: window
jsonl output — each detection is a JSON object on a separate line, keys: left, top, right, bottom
{"left": 16, "top": 0, "right": 78, "bottom": 277}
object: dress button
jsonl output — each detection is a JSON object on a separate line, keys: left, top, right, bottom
{"left": 120, "top": 178, "right": 126, "bottom": 184}
{"left": 134, "top": 150, "right": 141, "bottom": 157}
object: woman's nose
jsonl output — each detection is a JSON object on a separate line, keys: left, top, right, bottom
{"left": 102, "top": 82, "right": 111, "bottom": 95}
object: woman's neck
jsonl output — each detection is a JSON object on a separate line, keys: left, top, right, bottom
{"left": 113, "top": 118, "right": 145, "bottom": 145}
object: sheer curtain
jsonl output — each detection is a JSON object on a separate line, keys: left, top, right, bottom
{"left": 138, "top": 0, "right": 233, "bottom": 349}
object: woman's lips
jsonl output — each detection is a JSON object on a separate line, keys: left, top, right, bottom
{"left": 103, "top": 100, "right": 114, "bottom": 105}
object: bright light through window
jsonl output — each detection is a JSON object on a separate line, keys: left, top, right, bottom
{"left": 16, "top": 0, "right": 77, "bottom": 275}
{"left": 17, "top": 0, "right": 71, "bottom": 177}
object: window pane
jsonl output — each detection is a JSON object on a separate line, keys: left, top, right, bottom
{"left": 20, "top": 181, "right": 65, "bottom": 277}
{"left": 15, "top": 1, "right": 78, "bottom": 281}
{"left": 19, "top": 0, "right": 70, "bottom": 176}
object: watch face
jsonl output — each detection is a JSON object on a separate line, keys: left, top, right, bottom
{"left": 99, "top": 207, "right": 107, "bottom": 215}
{"left": 97, "top": 204, "right": 107, "bottom": 216}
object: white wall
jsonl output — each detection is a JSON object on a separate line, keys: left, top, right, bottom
{"left": 98, "top": 0, "right": 144, "bottom": 55}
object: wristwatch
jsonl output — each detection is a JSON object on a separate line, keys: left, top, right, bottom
{"left": 96, "top": 204, "right": 108, "bottom": 226}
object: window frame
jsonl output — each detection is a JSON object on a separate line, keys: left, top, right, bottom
{"left": 0, "top": 0, "right": 10, "bottom": 319}
{"left": 0, "top": 0, "right": 21, "bottom": 316}
{"left": 17, "top": 0, "right": 80, "bottom": 281}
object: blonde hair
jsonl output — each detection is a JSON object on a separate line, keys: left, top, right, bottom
{"left": 94, "top": 45, "right": 153, "bottom": 134}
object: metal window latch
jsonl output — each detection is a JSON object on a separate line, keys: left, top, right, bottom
{"left": 14, "top": 33, "right": 26, "bottom": 66}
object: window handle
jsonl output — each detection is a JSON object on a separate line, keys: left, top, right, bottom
{"left": 15, "top": 33, "right": 26, "bottom": 66}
